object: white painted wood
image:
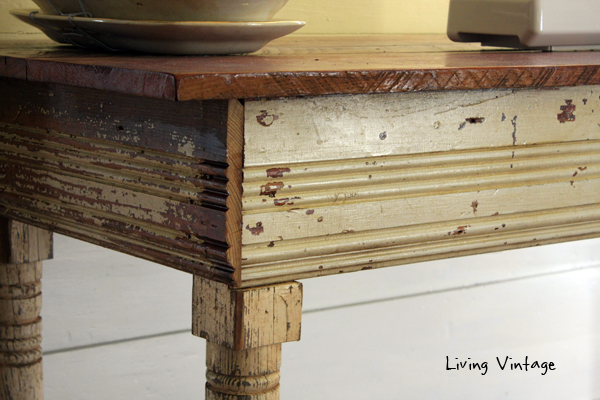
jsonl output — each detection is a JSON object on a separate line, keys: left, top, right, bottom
{"left": 244, "top": 88, "right": 600, "bottom": 166}
{"left": 241, "top": 89, "right": 600, "bottom": 285}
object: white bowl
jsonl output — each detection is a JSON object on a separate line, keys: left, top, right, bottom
{"left": 32, "top": 0, "right": 289, "bottom": 21}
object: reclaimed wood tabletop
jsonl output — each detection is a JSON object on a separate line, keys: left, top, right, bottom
{"left": 4, "top": 35, "right": 600, "bottom": 100}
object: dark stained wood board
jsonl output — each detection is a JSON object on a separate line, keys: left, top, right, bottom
{"left": 3, "top": 35, "right": 600, "bottom": 100}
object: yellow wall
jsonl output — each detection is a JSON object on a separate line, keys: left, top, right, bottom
{"left": 277, "top": 0, "right": 450, "bottom": 34}
{"left": 1, "top": 0, "right": 450, "bottom": 39}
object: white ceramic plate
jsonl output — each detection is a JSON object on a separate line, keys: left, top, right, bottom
{"left": 10, "top": 9, "right": 305, "bottom": 55}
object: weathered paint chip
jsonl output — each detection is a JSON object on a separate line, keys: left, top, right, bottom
{"left": 260, "top": 182, "right": 285, "bottom": 196}
{"left": 466, "top": 117, "right": 485, "bottom": 124}
{"left": 245, "top": 222, "right": 264, "bottom": 236}
{"left": 558, "top": 100, "right": 576, "bottom": 123}
{"left": 256, "top": 110, "right": 279, "bottom": 127}
{"left": 266, "top": 167, "right": 291, "bottom": 178}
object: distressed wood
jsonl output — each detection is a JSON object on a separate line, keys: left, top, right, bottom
{"left": 0, "top": 57, "right": 26, "bottom": 80}
{"left": 239, "top": 89, "right": 600, "bottom": 286}
{"left": 244, "top": 86, "right": 600, "bottom": 165}
{"left": 0, "top": 78, "right": 229, "bottom": 163}
{"left": 0, "top": 220, "right": 49, "bottom": 400}
{"left": 192, "top": 276, "right": 302, "bottom": 350}
{"left": 205, "top": 342, "right": 281, "bottom": 400}
{"left": 0, "top": 78, "right": 245, "bottom": 283}
{"left": 225, "top": 100, "right": 245, "bottom": 285}
{"left": 4, "top": 36, "right": 600, "bottom": 100}
{"left": 0, "top": 219, "right": 52, "bottom": 265}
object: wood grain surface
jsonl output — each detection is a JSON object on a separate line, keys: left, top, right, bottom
{"left": 192, "top": 276, "right": 302, "bottom": 350}
{"left": 0, "top": 220, "right": 49, "bottom": 400}
{"left": 4, "top": 36, "right": 600, "bottom": 100}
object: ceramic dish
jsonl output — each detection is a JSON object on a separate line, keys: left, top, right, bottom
{"left": 11, "top": 9, "right": 304, "bottom": 55}
{"left": 31, "top": 0, "right": 289, "bottom": 22}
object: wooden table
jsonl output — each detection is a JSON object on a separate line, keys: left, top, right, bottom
{"left": 1, "top": 35, "right": 600, "bottom": 399}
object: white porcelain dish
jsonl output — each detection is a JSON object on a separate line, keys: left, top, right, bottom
{"left": 447, "top": 0, "right": 600, "bottom": 49}
{"left": 10, "top": 9, "right": 305, "bottom": 55}
{"left": 31, "top": 0, "right": 289, "bottom": 22}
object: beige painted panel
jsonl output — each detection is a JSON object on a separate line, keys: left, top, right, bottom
{"left": 242, "top": 178, "right": 600, "bottom": 244}
{"left": 241, "top": 88, "right": 600, "bottom": 285}
{"left": 244, "top": 87, "right": 600, "bottom": 166}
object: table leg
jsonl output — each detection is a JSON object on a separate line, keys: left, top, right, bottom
{"left": 206, "top": 342, "right": 281, "bottom": 399}
{"left": 0, "top": 219, "right": 52, "bottom": 400}
{"left": 193, "top": 276, "right": 302, "bottom": 400}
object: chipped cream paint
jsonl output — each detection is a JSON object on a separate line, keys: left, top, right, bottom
{"left": 177, "top": 135, "right": 196, "bottom": 157}
{"left": 241, "top": 178, "right": 600, "bottom": 244}
{"left": 239, "top": 88, "right": 600, "bottom": 285}
{"left": 242, "top": 141, "right": 599, "bottom": 213}
{"left": 244, "top": 87, "right": 600, "bottom": 166}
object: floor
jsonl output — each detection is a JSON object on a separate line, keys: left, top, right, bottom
{"left": 42, "top": 234, "right": 600, "bottom": 399}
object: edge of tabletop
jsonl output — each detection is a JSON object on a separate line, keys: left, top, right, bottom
{"left": 4, "top": 38, "right": 600, "bottom": 101}
{"left": 0, "top": 55, "right": 178, "bottom": 101}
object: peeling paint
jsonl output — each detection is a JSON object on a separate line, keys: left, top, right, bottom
{"left": 466, "top": 117, "right": 485, "bottom": 124}
{"left": 558, "top": 100, "right": 576, "bottom": 123}
{"left": 256, "top": 110, "right": 279, "bottom": 127}
{"left": 266, "top": 167, "right": 291, "bottom": 178}
{"left": 274, "top": 197, "right": 300, "bottom": 206}
{"left": 511, "top": 116, "right": 518, "bottom": 145}
{"left": 450, "top": 225, "right": 470, "bottom": 235}
{"left": 245, "top": 222, "right": 264, "bottom": 236}
{"left": 260, "top": 182, "right": 284, "bottom": 196}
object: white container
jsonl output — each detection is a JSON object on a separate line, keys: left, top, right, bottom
{"left": 447, "top": 0, "right": 600, "bottom": 49}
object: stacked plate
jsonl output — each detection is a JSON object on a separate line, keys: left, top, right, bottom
{"left": 10, "top": 0, "right": 305, "bottom": 54}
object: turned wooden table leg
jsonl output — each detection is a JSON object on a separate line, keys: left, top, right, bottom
{"left": 0, "top": 218, "right": 52, "bottom": 400}
{"left": 206, "top": 343, "right": 281, "bottom": 399}
{"left": 193, "top": 276, "right": 302, "bottom": 400}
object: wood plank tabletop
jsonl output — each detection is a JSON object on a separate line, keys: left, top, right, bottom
{"left": 3, "top": 35, "right": 600, "bottom": 100}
